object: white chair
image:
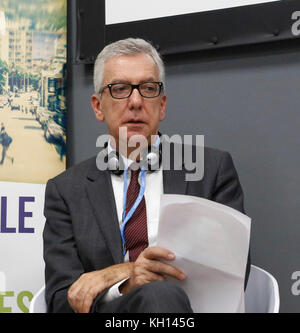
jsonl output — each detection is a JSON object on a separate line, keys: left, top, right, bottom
{"left": 29, "top": 285, "right": 47, "bottom": 313}
{"left": 29, "top": 265, "right": 280, "bottom": 313}
{"left": 245, "top": 265, "right": 280, "bottom": 313}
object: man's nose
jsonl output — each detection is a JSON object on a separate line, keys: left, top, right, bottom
{"left": 128, "top": 87, "right": 143, "bottom": 109}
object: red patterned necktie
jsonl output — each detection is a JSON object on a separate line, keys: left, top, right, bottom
{"left": 124, "top": 169, "right": 148, "bottom": 261}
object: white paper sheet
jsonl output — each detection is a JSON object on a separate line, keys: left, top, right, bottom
{"left": 156, "top": 194, "right": 251, "bottom": 313}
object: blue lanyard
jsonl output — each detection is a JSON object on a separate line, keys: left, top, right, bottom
{"left": 120, "top": 166, "right": 146, "bottom": 255}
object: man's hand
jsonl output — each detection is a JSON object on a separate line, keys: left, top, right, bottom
{"left": 67, "top": 262, "right": 133, "bottom": 313}
{"left": 119, "top": 247, "right": 186, "bottom": 294}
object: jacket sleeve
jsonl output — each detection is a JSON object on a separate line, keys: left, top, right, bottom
{"left": 43, "top": 179, "right": 84, "bottom": 313}
{"left": 211, "top": 151, "right": 251, "bottom": 291}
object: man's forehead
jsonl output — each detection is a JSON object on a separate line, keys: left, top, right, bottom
{"left": 102, "top": 53, "right": 159, "bottom": 83}
{"left": 105, "top": 52, "right": 154, "bottom": 64}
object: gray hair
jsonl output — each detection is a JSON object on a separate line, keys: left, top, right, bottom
{"left": 93, "top": 38, "right": 165, "bottom": 94}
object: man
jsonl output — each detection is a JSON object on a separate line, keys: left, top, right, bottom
{"left": 0, "top": 129, "right": 14, "bottom": 165}
{"left": 43, "top": 38, "right": 250, "bottom": 313}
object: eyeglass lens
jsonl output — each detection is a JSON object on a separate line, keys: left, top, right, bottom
{"left": 110, "top": 82, "right": 160, "bottom": 98}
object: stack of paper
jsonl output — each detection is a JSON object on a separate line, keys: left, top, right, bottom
{"left": 156, "top": 194, "right": 251, "bottom": 313}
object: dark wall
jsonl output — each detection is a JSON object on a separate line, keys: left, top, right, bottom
{"left": 67, "top": 2, "right": 300, "bottom": 312}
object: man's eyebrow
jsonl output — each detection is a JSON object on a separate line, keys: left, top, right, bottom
{"left": 109, "top": 77, "right": 157, "bottom": 84}
{"left": 140, "top": 77, "right": 157, "bottom": 83}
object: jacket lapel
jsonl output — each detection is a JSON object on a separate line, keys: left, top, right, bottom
{"left": 86, "top": 163, "right": 123, "bottom": 264}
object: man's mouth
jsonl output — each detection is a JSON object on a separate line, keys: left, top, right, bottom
{"left": 127, "top": 120, "right": 144, "bottom": 124}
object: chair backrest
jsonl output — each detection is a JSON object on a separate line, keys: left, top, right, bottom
{"left": 29, "top": 285, "right": 47, "bottom": 313}
{"left": 245, "top": 265, "right": 280, "bottom": 313}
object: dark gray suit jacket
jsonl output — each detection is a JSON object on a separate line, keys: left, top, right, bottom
{"left": 43, "top": 145, "right": 251, "bottom": 313}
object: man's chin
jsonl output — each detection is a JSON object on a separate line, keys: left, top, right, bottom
{"left": 117, "top": 125, "right": 158, "bottom": 147}
{"left": 123, "top": 124, "right": 146, "bottom": 139}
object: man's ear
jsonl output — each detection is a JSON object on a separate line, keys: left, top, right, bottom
{"left": 159, "top": 95, "right": 167, "bottom": 121}
{"left": 91, "top": 94, "right": 105, "bottom": 122}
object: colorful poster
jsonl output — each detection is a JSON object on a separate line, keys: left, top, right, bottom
{"left": 0, "top": 0, "right": 67, "bottom": 313}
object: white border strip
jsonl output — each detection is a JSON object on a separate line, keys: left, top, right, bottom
{"left": 106, "top": 0, "right": 280, "bottom": 25}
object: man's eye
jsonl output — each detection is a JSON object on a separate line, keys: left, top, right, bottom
{"left": 142, "top": 84, "right": 156, "bottom": 91}
{"left": 145, "top": 86, "right": 155, "bottom": 91}
{"left": 113, "top": 85, "right": 128, "bottom": 93}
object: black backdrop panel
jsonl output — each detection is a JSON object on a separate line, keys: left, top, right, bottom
{"left": 75, "top": 0, "right": 300, "bottom": 64}
{"left": 75, "top": 0, "right": 105, "bottom": 63}
{"left": 106, "top": 0, "right": 300, "bottom": 56}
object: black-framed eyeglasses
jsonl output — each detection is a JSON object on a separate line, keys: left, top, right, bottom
{"left": 99, "top": 82, "right": 163, "bottom": 99}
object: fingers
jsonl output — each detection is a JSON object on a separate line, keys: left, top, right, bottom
{"left": 121, "top": 247, "right": 186, "bottom": 295}
{"left": 68, "top": 274, "right": 93, "bottom": 313}
{"left": 119, "top": 267, "right": 166, "bottom": 294}
{"left": 137, "top": 247, "right": 186, "bottom": 280}
{"left": 69, "top": 274, "right": 106, "bottom": 313}
{"left": 119, "top": 246, "right": 186, "bottom": 296}
{"left": 134, "top": 269, "right": 166, "bottom": 287}
{"left": 68, "top": 263, "right": 133, "bottom": 313}
{"left": 141, "top": 246, "right": 176, "bottom": 261}
{"left": 81, "top": 285, "right": 98, "bottom": 313}
{"left": 141, "top": 258, "right": 186, "bottom": 281}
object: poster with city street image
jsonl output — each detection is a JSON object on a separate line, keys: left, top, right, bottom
{"left": 0, "top": 0, "right": 66, "bottom": 184}
{"left": 0, "top": 0, "right": 66, "bottom": 313}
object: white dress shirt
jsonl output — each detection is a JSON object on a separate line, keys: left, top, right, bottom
{"left": 101, "top": 144, "right": 163, "bottom": 303}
